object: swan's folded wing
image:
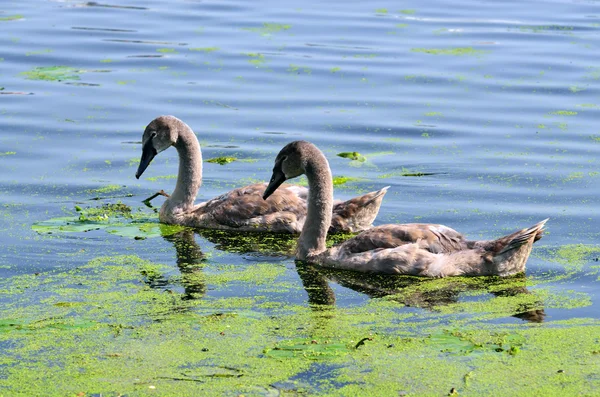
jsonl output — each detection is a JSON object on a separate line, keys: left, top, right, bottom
{"left": 338, "top": 223, "right": 469, "bottom": 254}
{"left": 194, "top": 183, "right": 307, "bottom": 230}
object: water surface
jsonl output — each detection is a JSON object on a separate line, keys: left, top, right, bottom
{"left": 0, "top": 0, "right": 599, "bottom": 394}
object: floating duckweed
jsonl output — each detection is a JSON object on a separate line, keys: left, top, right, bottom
{"left": 25, "top": 49, "right": 53, "bottom": 56}
{"left": 0, "top": 15, "right": 23, "bottom": 21}
{"left": 87, "top": 184, "right": 124, "bottom": 194}
{"left": 563, "top": 172, "right": 584, "bottom": 182}
{"left": 207, "top": 156, "right": 237, "bottom": 165}
{"left": 189, "top": 47, "right": 219, "bottom": 52}
{"left": 400, "top": 9, "right": 416, "bottom": 14}
{"left": 146, "top": 174, "right": 177, "bottom": 182}
{"left": 337, "top": 152, "right": 366, "bottom": 162}
{"left": 265, "top": 338, "right": 352, "bottom": 359}
{"left": 332, "top": 176, "right": 361, "bottom": 185}
{"left": 411, "top": 47, "right": 488, "bottom": 56}
{"left": 207, "top": 263, "right": 285, "bottom": 286}
{"left": 246, "top": 53, "right": 266, "bottom": 66}
{"left": 31, "top": 203, "right": 186, "bottom": 238}
{"left": 20, "top": 66, "right": 81, "bottom": 81}
{"left": 288, "top": 64, "right": 312, "bottom": 74}
{"left": 0, "top": 151, "right": 16, "bottom": 156}
{"left": 244, "top": 23, "right": 292, "bottom": 36}
{"left": 156, "top": 48, "right": 177, "bottom": 53}
{"left": 378, "top": 167, "right": 434, "bottom": 178}
{"left": 545, "top": 244, "right": 600, "bottom": 269}
{"left": 549, "top": 110, "right": 577, "bottom": 116}
{"left": 375, "top": 8, "right": 388, "bottom": 13}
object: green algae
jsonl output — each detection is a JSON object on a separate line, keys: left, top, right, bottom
{"left": 332, "top": 176, "right": 362, "bottom": 186}
{"left": 189, "top": 47, "right": 219, "bottom": 52}
{"left": 20, "top": 66, "right": 81, "bottom": 81}
{"left": 539, "top": 244, "right": 600, "bottom": 271}
{"left": 145, "top": 174, "right": 176, "bottom": 182}
{"left": 206, "top": 156, "right": 237, "bottom": 165}
{"left": 25, "top": 49, "right": 53, "bottom": 56}
{"left": 197, "top": 229, "right": 297, "bottom": 255}
{"left": 31, "top": 203, "right": 186, "bottom": 239}
{"left": 206, "top": 263, "right": 285, "bottom": 286}
{"left": 87, "top": 184, "right": 124, "bottom": 194}
{"left": 245, "top": 53, "right": 266, "bottom": 66}
{"left": 378, "top": 167, "right": 435, "bottom": 178}
{"left": 0, "top": 15, "right": 23, "bottom": 21}
{"left": 265, "top": 338, "right": 352, "bottom": 359}
{"left": 244, "top": 23, "right": 291, "bottom": 36}
{"left": 337, "top": 151, "right": 366, "bottom": 162}
{"left": 550, "top": 110, "right": 577, "bottom": 116}
{"left": 288, "top": 64, "right": 312, "bottom": 75}
{"left": 518, "top": 24, "right": 574, "bottom": 33}
{"left": 0, "top": 251, "right": 599, "bottom": 395}
{"left": 411, "top": 47, "right": 488, "bottom": 56}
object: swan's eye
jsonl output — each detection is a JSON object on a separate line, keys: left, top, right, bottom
{"left": 150, "top": 131, "right": 157, "bottom": 138}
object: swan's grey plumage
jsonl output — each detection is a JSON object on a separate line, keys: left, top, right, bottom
{"left": 135, "top": 116, "right": 388, "bottom": 233}
{"left": 263, "top": 140, "right": 548, "bottom": 277}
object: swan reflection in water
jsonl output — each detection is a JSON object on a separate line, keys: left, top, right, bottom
{"left": 157, "top": 229, "right": 545, "bottom": 323}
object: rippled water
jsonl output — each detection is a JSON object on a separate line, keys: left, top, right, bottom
{"left": 1, "top": 0, "right": 599, "bottom": 392}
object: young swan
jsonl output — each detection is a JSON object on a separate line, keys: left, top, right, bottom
{"left": 263, "top": 141, "right": 548, "bottom": 277}
{"left": 135, "top": 115, "right": 388, "bottom": 233}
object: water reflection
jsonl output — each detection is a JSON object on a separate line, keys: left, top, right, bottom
{"left": 196, "top": 229, "right": 296, "bottom": 257}
{"left": 296, "top": 263, "right": 546, "bottom": 323}
{"left": 162, "top": 228, "right": 207, "bottom": 300}
{"left": 159, "top": 228, "right": 545, "bottom": 323}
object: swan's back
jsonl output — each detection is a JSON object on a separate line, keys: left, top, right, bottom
{"left": 185, "top": 183, "right": 308, "bottom": 232}
{"left": 319, "top": 220, "right": 547, "bottom": 277}
{"left": 337, "top": 223, "right": 469, "bottom": 254}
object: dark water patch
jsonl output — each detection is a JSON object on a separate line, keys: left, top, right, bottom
{"left": 71, "top": 26, "right": 137, "bottom": 32}
{"left": 81, "top": 2, "right": 148, "bottom": 10}
{"left": 205, "top": 144, "right": 240, "bottom": 149}
{"left": 103, "top": 39, "right": 188, "bottom": 45}
{"left": 64, "top": 82, "right": 101, "bottom": 87}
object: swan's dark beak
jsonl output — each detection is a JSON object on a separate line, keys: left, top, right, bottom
{"left": 135, "top": 140, "right": 157, "bottom": 179}
{"left": 263, "top": 169, "right": 286, "bottom": 200}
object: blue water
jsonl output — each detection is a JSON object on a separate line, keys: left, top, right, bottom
{"left": 1, "top": 0, "right": 599, "bottom": 321}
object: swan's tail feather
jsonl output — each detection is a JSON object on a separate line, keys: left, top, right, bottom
{"left": 496, "top": 218, "right": 548, "bottom": 256}
{"left": 329, "top": 186, "right": 389, "bottom": 233}
{"left": 486, "top": 218, "right": 548, "bottom": 276}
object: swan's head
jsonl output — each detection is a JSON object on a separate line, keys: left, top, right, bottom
{"left": 135, "top": 115, "right": 181, "bottom": 179}
{"left": 263, "top": 140, "right": 311, "bottom": 200}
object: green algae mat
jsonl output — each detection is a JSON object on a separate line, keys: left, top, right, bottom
{"left": 1, "top": 250, "right": 598, "bottom": 396}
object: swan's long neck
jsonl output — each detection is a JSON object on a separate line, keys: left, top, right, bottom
{"left": 168, "top": 123, "right": 203, "bottom": 211}
{"left": 297, "top": 148, "right": 333, "bottom": 260}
